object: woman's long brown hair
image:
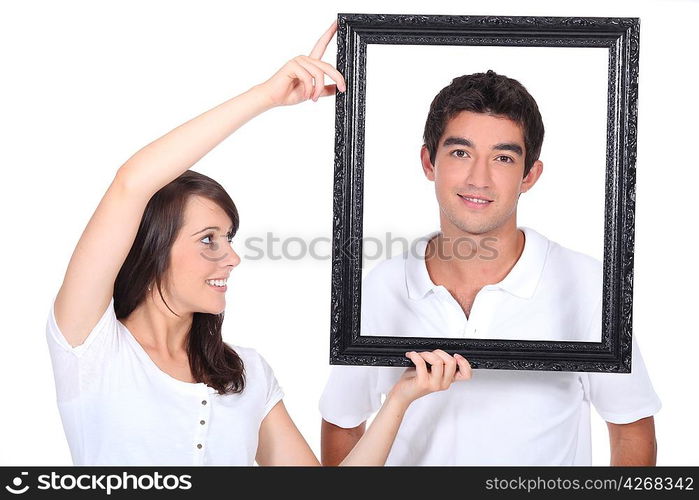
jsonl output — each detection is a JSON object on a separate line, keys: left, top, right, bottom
{"left": 113, "top": 170, "right": 245, "bottom": 394}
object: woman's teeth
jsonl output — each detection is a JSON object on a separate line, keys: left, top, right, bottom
{"left": 205, "top": 279, "right": 227, "bottom": 287}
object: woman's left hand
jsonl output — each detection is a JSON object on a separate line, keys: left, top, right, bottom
{"left": 387, "top": 350, "right": 472, "bottom": 407}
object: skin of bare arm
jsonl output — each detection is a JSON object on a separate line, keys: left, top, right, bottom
{"left": 257, "top": 350, "right": 471, "bottom": 466}
{"left": 321, "top": 420, "right": 365, "bottom": 466}
{"left": 608, "top": 416, "right": 657, "bottom": 466}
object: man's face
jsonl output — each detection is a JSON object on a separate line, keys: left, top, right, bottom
{"left": 421, "top": 110, "right": 543, "bottom": 237}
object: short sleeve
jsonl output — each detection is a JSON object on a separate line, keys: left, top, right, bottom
{"left": 585, "top": 334, "right": 662, "bottom": 424}
{"left": 45, "top": 295, "right": 119, "bottom": 401}
{"left": 319, "top": 266, "right": 391, "bottom": 428}
{"left": 255, "top": 352, "right": 284, "bottom": 417}
{"left": 46, "top": 295, "right": 118, "bottom": 357}
{"left": 319, "top": 365, "right": 382, "bottom": 428}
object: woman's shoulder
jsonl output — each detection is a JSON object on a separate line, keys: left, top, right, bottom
{"left": 226, "top": 344, "right": 282, "bottom": 400}
{"left": 228, "top": 344, "right": 275, "bottom": 373}
{"left": 228, "top": 343, "right": 259, "bottom": 359}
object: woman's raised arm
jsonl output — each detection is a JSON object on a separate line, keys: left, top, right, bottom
{"left": 53, "top": 22, "right": 345, "bottom": 347}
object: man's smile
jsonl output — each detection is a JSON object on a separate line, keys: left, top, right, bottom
{"left": 458, "top": 193, "right": 493, "bottom": 208}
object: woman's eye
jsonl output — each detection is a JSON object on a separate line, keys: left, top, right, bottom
{"left": 201, "top": 232, "right": 233, "bottom": 245}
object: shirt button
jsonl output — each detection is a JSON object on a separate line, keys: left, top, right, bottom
{"left": 201, "top": 400, "right": 207, "bottom": 405}
{"left": 200, "top": 420, "right": 206, "bottom": 425}
{"left": 196, "top": 443, "right": 203, "bottom": 449}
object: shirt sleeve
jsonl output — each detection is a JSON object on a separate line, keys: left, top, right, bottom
{"left": 319, "top": 263, "right": 390, "bottom": 428}
{"left": 586, "top": 334, "right": 662, "bottom": 424}
{"left": 45, "top": 295, "right": 119, "bottom": 401}
{"left": 255, "top": 351, "right": 284, "bottom": 418}
{"left": 319, "top": 364, "right": 382, "bottom": 428}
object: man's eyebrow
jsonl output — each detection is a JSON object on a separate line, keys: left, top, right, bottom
{"left": 191, "top": 225, "right": 234, "bottom": 236}
{"left": 442, "top": 137, "right": 474, "bottom": 148}
{"left": 492, "top": 143, "right": 523, "bottom": 156}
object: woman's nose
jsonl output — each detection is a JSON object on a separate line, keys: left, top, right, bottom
{"left": 224, "top": 244, "right": 241, "bottom": 268}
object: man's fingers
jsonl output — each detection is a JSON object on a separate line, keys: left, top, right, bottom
{"left": 309, "top": 20, "right": 337, "bottom": 60}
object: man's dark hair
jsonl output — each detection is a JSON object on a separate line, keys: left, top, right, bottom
{"left": 423, "top": 70, "right": 544, "bottom": 177}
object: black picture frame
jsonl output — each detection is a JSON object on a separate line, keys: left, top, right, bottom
{"left": 329, "top": 13, "right": 639, "bottom": 372}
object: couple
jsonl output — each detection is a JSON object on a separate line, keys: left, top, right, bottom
{"left": 45, "top": 22, "right": 660, "bottom": 466}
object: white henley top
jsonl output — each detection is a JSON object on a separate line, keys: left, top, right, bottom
{"left": 46, "top": 296, "right": 283, "bottom": 465}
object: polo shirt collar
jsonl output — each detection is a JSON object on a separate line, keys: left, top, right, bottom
{"left": 405, "top": 226, "right": 549, "bottom": 300}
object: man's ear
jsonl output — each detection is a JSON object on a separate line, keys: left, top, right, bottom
{"left": 420, "top": 145, "right": 436, "bottom": 181}
{"left": 520, "top": 160, "right": 543, "bottom": 194}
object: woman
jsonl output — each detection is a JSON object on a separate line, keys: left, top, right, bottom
{"left": 45, "top": 21, "right": 471, "bottom": 466}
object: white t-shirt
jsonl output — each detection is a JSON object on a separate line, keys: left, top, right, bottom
{"left": 46, "top": 296, "right": 283, "bottom": 465}
{"left": 320, "top": 227, "right": 662, "bottom": 465}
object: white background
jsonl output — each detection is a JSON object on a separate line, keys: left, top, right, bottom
{"left": 362, "top": 44, "right": 607, "bottom": 341}
{"left": 0, "top": 0, "right": 697, "bottom": 466}
{"left": 363, "top": 44, "right": 608, "bottom": 271}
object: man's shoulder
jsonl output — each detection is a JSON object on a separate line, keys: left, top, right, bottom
{"left": 362, "top": 252, "right": 409, "bottom": 290}
{"left": 548, "top": 239, "right": 603, "bottom": 276}
{"left": 532, "top": 229, "right": 603, "bottom": 289}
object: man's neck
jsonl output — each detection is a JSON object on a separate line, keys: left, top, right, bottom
{"left": 425, "top": 223, "right": 525, "bottom": 289}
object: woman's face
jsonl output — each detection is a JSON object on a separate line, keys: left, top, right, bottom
{"left": 163, "top": 195, "right": 240, "bottom": 315}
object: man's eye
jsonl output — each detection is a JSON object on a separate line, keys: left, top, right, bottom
{"left": 452, "top": 150, "right": 469, "bottom": 158}
{"left": 496, "top": 155, "right": 514, "bottom": 163}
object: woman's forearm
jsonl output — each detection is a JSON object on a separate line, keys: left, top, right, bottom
{"left": 117, "top": 84, "right": 274, "bottom": 195}
{"left": 338, "top": 393, "right": 410, "bottom": 466}
{"left": 336, "top": 351, "right": 470, "bottom": 466}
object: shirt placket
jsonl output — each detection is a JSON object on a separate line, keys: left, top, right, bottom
{"left": 193, "top": 385, "right": 212, "bottom": 465}
{"left": 433, "top": 287, "right": 468, "bottom": 337}
{"left": 462, "top": 286, "right": 498, "bottom": 338}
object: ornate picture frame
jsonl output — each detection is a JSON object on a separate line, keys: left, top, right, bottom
{"left": 329, "top": 13, "right": 639, "bottom": 372}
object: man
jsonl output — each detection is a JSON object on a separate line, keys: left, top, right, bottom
{"left": 319, "top": 70, "right": 660, "bottom": 465}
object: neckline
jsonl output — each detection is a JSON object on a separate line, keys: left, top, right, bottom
{"left": 116, "top": 318, "right": 214, "bottom": 393}
{"left": 406, "top": 226, "right": 547, "bottom": 300}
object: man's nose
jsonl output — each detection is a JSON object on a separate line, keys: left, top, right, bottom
{"left": 466, "top": 156, "right": 491, "bottom": 188}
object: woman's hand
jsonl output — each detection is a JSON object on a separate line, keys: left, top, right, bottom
{"left": 255, "top": 21, "right": 346, "bottom": 107}
{"left": 335, "top": 349, "right": 472, "bottom": 465}
{"left": 388, "top": 350, "right": 472, "bottom": 407}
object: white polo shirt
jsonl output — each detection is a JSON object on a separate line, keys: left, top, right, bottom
{"left": 46, "top": 296, "right": 283, "bottom": 465}
{"left": 320, "top": 227, "right": 661, "bottom": 465}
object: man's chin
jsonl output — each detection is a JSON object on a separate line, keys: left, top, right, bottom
{"left": 450, "top": 220, "right": 498, "bottom": 236}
